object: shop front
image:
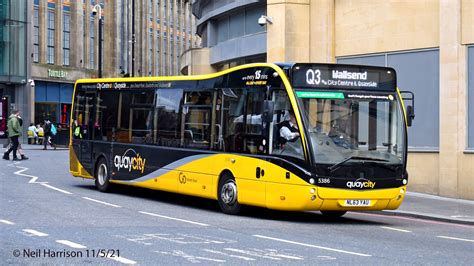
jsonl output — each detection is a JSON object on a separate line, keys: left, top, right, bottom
{"left": 34, "top": 80, "right": 73, "bottom": 146}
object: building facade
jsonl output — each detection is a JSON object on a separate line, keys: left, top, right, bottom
{"left": 0, "top": 0, "right": 31, "bottom": 144}
{"left": 31, "top": 0, "right": 199, "bottom": 144}
{"left": 184, "top": 0, "right": 474, "bottom": 200}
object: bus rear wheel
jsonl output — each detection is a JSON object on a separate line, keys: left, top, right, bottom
{"left": 95, "top": 158, "right": 112, "bottom": 192}
{"left": 320, "top": 210, "right": 347, "bottom": 218}
{"left": 218, "top": 173, "right": 241, "bottom": 214}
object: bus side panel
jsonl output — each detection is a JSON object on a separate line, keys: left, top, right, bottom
{"left": 113, "top": 170, "right": 179, "bottom": 193}
{"left": 226, "top": 155, "right": 267, "bottom": 207}
{"left": 69, "top": 144, "right": 93, "bottom": 179}
{"left": 175, "top": 154, "right": 222, "bottom": 199}
{"left": 266, "top": 182, "right": 322, "bottom": 211}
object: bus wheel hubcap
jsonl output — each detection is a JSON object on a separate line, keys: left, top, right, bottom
{"left": 221, "top": 182, "right": 237, "bottom": 205}
{"left": 98, "top": 164, "right": 107, "bottom": 185}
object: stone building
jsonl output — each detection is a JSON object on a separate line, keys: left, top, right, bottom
{"left": 183, "top": 0, "right": 474, "bottom": 200}
{"left": 0, "top": 0, "right": 200, "bottom": 145}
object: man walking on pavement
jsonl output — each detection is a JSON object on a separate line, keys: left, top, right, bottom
{"left": 3, "top": 109, "right": 22, "bottom": 161}
{"left": 43, "top": 118, "right": 56, "bottom": 150}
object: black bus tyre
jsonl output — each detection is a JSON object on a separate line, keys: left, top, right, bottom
{"left": 320, "top": 210, "right": 347, "bottom": 218}
{"left": 218, "top": 173, "right": 241, "bottom": 214}
{"left": 95, "top": 158, "right": 112, "bottom": 192}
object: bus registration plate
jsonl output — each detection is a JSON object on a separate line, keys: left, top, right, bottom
{"left": 344, "top": 199, "right": 371, "bottom": 207}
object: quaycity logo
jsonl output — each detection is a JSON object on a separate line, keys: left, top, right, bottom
{"left": 346, "top": 178, "right": 376, "bottom": 189}
{"left": 114, "top": 149, "right": 146, "bottom": 174}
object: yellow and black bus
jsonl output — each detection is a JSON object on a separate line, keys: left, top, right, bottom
{"left": 69, "top": 63, "right": 415, "bottom": 216}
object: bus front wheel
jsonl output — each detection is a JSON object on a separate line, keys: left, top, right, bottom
{"left": 217, "top": 173, "right": 241, "bottom": 214}
{"left": 95, "top": 158, "right": 112, "bottom": 192}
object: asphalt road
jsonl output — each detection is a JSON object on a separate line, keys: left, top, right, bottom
{"left": 1, "top": 147, "right": 473, "bottom": 265}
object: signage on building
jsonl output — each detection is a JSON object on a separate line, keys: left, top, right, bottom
{"left": 48, "top": 69, "right": 68, "bottom": 79}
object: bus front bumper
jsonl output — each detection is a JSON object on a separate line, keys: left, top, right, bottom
{"left": 265, "top": 183, "right": 407, "bottom": 211}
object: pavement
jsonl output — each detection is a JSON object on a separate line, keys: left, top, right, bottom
{"left": 11, "top": 143, "right": 474, "bottom": 226}
{"left": 381, "top": 191, "right": 474, "bottom": 225}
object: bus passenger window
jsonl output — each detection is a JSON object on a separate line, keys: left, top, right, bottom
{"left": 155, "top": 88, "right": 183, "bottom": 147}
{"left": 183, "top": 91, "right": 212, "bottom": 149}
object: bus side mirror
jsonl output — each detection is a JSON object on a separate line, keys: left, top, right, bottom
{"left": 262, "top": 100, "right": 274, "bottom": 123}
{"left": 406, "top": 105, "right": 415, "bottom": 127}
{"left": 400, "top": 91, "right": 415, "bottom": 127}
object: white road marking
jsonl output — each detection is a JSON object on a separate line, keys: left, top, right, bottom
{"left": 203, "top": 249, "right": 256, "bottom": 261}
{"left": 139, "top": 211, "right": 209, "bottom": 226}
{"left": 106, "top": 254, "right": 137, "bottom": 265}
{"left": 318, "top": 255, "right": 337, "bottom": 260}
{"left": 437, "top": 236, "right": 474, "bottom": 243}
{"left": 155, "top": 250, "right": 226, "bottom": 263}
{"left": 13, "top": 166, "right": 45, "bottom": 183}
{"left": 450, "top": 215, "right": 471, "bottom": 218}
{"left": 0, "top": 219, "right": 15, "bottom": 225}
{"left": 22, "top": 229, "right": 48, "bottom": 237}
{"left": 82, "top": 197, "right": 121, "bottom": 208}
{"left": 56, "top": 240, "right": 87, "bottom": 249}
{"left": 224, "top": 248, "right": 281, "bottom": 260}
{"left": 41, "top": 183, "right": 72, "bottom": 195}
{"left": 253, "top": 235, "right": 372, "bottom": 257}
{"left": 380, "top": 226, "right": 412, "bottom": 233}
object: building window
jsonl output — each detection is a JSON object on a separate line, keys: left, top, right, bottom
{"left": 468, "top": 46, "right": 474, "bottom": 149}
{"left": 337, "top": 49, "right": 440, "bottom": 150}
{"left": 163, "top": 37, "right": 167, "bottom": 75}
{"left": 63, "top": 13, "right": 70, "bottom": 66}
{"left": 90, "top": 18, "right": 95, "bottom": 69}
{"left": 156, "top": 31, "right": 160, "bottom": 76}
{"left": 47, "top": 10, "right": 55, "bottom": 64}
{"left": 149, "top": 31, "right": 153, "bottom": 76}
{"left": 33, "top": 7, "right": 39, "bottom": 63}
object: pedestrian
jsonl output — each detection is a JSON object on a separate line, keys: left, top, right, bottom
{"left": 28, "top": 123, "right": 38, "bottom": 144}
{"left": 43, "top": 119, "right": 56, "bottom": 150}
{"left": 3, "top": 110, "right": 22, "bottom": 161}
{"left": 37, "top": 123, "right": 44, "bottom": 145}
{"left": 16, "top": 115, "right": 29, "bottom": 160}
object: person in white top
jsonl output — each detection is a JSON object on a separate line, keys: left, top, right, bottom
{"left": 279, "top": 112, "right": 300, "bottom": 142}
{"left": 28, "top": 123, "right": 38, "bottom": 144}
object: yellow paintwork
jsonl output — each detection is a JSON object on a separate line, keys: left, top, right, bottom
{"left": 397, "top": 88, "right": 408, "bottom": 127}
{"left": 69, "top": 63, "right": 408, "bottom": 212}
{"left": 69, "top": 148, "right": 93, "bottom": 179}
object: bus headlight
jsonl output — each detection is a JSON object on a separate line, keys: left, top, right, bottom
{"left": 402, "top": 179, "right": 407, "bottom": 185}
{"left": 309, "top": 178, "right": 315, "bottom": 184}
{"left": 310, "top": 188, "right": 315, "bottom": 194}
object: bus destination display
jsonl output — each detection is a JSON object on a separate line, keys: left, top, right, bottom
{"left": 291, "top": 64, "right": 396, "bottom": 91}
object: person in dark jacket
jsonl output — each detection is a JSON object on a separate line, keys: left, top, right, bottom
{"left": 3, "top": 110, "right": 22, "bottom": 160}
{"left": 43, "top": 119, "right": 56, "bottom": 150}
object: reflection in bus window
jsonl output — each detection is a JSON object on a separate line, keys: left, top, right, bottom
{"left": 130, "top": 91, "right": 155, "bottom": 144}
{"left": 155, "top": 88, "right": 183, "bottom": 147}
{"left": 183, "top": 91, "right": 213, "bottom": 149}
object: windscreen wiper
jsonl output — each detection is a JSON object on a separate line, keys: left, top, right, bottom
{"left": 328, "top": 156, "right": 389, "bottom": 172}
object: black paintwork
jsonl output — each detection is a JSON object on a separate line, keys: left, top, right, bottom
{"left": 72, "top": 64, "right": 406, "bottom": 191}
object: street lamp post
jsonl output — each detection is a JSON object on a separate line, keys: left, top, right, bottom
{"left": 92, "top": 4, "right": 103, "bottom": 78}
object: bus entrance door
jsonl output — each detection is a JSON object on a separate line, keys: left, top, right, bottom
{"left": 72, "top": 91, "right": 96, "bottom": 170}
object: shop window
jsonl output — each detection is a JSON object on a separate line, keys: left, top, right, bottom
{"left": 468, "top": 46, "right": 474, "bottom": 149}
